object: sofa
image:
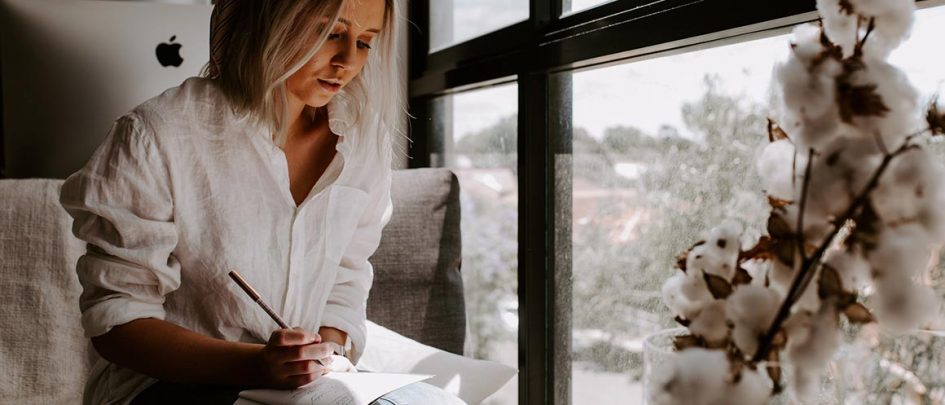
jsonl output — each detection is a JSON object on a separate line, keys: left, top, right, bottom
{"left": 0, "top": 168, "right": 465, "bottom": 404}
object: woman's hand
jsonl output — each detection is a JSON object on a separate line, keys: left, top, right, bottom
{"left": 256, "top": 328, "right": 335, "bottom": 389}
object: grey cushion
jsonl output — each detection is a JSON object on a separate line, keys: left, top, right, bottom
{"left": 368, "top": 168, "right": 465, "bottom": 355}
{"left": 0, "top": 179, "right": 91, "bottom": 404}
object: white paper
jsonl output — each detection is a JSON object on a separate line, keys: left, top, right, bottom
{"left": 358, "top": 321, "right": 517, "bottom": 404}
{"left": 234, "top": 372, "right": 431, "bottom": 405}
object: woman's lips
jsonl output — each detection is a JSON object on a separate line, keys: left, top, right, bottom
{"left": 318, "top": 79, "right": 341, "bottom": 93}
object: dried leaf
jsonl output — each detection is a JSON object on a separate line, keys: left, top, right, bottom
{"left": 739, "top": 236, "right": 774, "bottom": 262}
{"left": 770, "top": 329, "right": 788, "bottom": 350}
{"left": 674, "top": 316, "right": 691, "bottom": 327}
{"left": 703, "top": 271, "right": 734, "bottom": 300}
{"left": 673, "top": 334, "right": 702, "bottom": 351}
{"left": 773, "top": 238, "right": 797, "bottom": 268}
{"left": 729, "top": 357, "right": 745, "bottom": 383}
{"left": 848, "top": 203, "right": 881, "bottom": 251}
{"left": 838, "top": 0, "right": 855, "bottom": 14}
{"left": 767, "top": 196, "right": 792, "bottom": 210}
{"left": 818, "top": 265, "right": 844, "bottom": 299}
{"left": 811, "top": 29, "right": 844, "bottom": 67}
{"left": 767, "top": 350, "right": 783, "bottom": 394}
{"left": 843, "top": 302, "right": 876, "bottom": 324}
{"left": 837, "top": 83, "right": 890, "bottom": 123}
{"left": 675, "top": 251, "right": 688, "bottom": 272}
{"left": 676, "top": 240, "right": 706, "bottom": 273}
{"left": 767, "top": 214, "right": 793, "bottom": 240}
{"left": 732, "top": 267, "right": 753, "bottom": 286}
{"left": 926, "top": 99, "right": 945, "bottom": 136}
{"left": 766, "top": 118, "right": 790, "bottom": 142}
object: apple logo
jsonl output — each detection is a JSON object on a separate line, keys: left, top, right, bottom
{"left": 155, "top": 35, "right": 183, "bottom": 67}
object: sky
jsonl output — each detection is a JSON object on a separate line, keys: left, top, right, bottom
{"left": 447, "top": 4, "right": 945, "bottom": 141}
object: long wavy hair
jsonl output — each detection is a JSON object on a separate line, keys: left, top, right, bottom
{"left": 203, "top": 0, "right": 402, "bottom": 160}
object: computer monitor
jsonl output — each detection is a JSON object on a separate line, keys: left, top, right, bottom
{"left": 0, "top": 0, "right": 211, "bottom": 178}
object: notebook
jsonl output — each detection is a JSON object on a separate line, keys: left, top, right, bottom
{"left": 234, "top": 372, "right": 432, "bottom": 405}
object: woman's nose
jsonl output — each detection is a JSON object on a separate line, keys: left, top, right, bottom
{"left": 331, "top": 41, "right": 356, "bottom": 70}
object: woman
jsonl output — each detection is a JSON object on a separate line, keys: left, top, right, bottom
{"left": 59, "top": 1, "right": 463, "bottom": 404}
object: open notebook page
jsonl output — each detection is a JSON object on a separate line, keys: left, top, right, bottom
{"left": 234, "top": 372, "right": 431, "bottom": 405}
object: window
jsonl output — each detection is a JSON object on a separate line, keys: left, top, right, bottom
{"left": 429, "top": 0, "right": 529, "bottom": 53}
{"left": 409, "top": 1, "right": 944, "bottom": 404}
{"left": 427, "top": 84, "right": 520, "bottom": 404}
{"left": 561, "top": 0, "right": 613, "bottom": 15}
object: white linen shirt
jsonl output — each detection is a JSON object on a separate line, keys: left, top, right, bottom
{"left": 59, "top": 77, "right": 393, "bottom": 405}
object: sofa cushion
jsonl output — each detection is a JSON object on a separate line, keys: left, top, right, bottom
{"left": 368, "top": 168, "right": 465, "bottom": 355}
{"left": 0, "top": 168, "right": 465, "bottom": 402}
{"left": 0, "top": 179, "right": 90, "bottom": 405}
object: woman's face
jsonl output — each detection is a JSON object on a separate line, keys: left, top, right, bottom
{"left": 286, "top": 0, "right": 385, "bottom": 108}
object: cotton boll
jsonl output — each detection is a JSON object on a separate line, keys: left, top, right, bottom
{"left": 687, "top": 235, "right": 739, "bottom": 281}
{"left": 727, "top": 286, "right": 782, "bottom": 356}
{"left": 768, "top": 260, "right": 796, "bottom": 293}
{"left": 817, "top": 0, "right": 858, "bottom": 56}
{"left": 775, "top": 54, "right": 844, "bottom": 151}
{"left": 846, "top": 60, "right": 921, "bottom": 149}
{"left": 787, "top": 303, "right": 840, "bottom": 370}
{"left": 867, "top": 224, "right": 932, "bottom": 281}
{"left": 789, "top": 367, "right": 822, "bottom": 404}
{"left": 873, "top": 148, "right": 945, "bottom": 241}
{"left": 806, "top": 136, "right": 883, "bottom": 219}
{"left": 742, "top": 259, "right": 772, "bottom": 287}
{"left": 823, "top": 248, "right": 871, "bottom": 291}
{"left": 785, "top": 303, "right": 841, "bottom": 401}
{"left": 662, "top": 271, "right": 713, "bottom": 320}
{"left": 690, "top": 300, "right": 729, "bottom": 345}
{"left": 757, "top": 140, "right": 799, "bottom": 200}
{"left": 648, "top": 348, "right": 729, "bottom": 405}
{"left": 705, "top": 222, "right": 743, "bottom": 279}
{"left": 852, "top": 0, "right": 916, "bottom": 59}
{"left": 873, "top": 281, "right": 937, "bottom": 332}
{"left": 726, "top": 367, "right": 772, "bottom": 405}
{"left": 794, "top": 272, "right": 822, "bottom": 313}
{"left": 790, "top": 24, "right": 828, "bottom": 63}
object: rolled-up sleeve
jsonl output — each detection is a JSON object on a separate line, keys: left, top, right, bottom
{"left": 59, "top": 113, "right": 180, "bottom": 338}
{"left": 320, "top": 165, "right": 393, "bottom": 363}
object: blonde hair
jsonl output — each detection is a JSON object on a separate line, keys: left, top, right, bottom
{"left": 204, "top": 0, "right": 402, "bottom": 160}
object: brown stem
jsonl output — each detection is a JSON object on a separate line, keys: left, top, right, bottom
{"left": 751, "top": 135, "right": 919, "bottom": 363}
{"left": 853, "top": 17, "right": 876, "bottom": 57}
{"left": 796, "top": 148, "right": 815, "bottom": 264}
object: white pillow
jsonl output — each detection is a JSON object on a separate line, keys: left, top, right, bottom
{"left": 357, "top": 321, "right": 517, "bottom": 405}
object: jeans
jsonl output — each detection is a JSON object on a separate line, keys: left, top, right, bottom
{"left": 131, "top": 380, "right": 467, "bottom": 405}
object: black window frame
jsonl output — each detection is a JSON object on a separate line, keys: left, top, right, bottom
{"left": 404, "top": 1, "right": 941, "bottom": 404}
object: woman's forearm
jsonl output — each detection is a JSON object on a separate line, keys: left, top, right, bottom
{"left": 91, "top": 317, "right": 265, "bottom": 387}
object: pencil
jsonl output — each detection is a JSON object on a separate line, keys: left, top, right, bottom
{"left": 228, "top": 270, "right": 328, "bottom": 367}
{"left": 228, "top": 270, "right": 290, "bottom": 329}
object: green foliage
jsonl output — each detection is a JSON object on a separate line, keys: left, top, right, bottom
{"left": 455, "top": 75, "right": 779, "bottom": 374}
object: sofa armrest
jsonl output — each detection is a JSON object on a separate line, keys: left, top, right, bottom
{"left": 367, "top": 168, "right": 465, "bottom": 355}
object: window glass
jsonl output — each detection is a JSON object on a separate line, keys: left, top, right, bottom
{"left": 565, "top": 5, "right": 945, "bottom": 404}
{"left": 429, "top": 84, "right": 519, "bottom": 404}
{"left": 562, "top": 0, "right": 614, "bottom": 15}
{"left": 429, "top": 0, "right": 529, "bottom": 53}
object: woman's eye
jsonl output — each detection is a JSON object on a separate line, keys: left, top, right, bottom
{"left": 328, "top": 33, "right": 342, "bottom": 40}
{"left": 357, "top": 40, "right": 372, "bottom": 50}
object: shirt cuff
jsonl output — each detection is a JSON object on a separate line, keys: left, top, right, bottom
{"left": 321, "top": 304, "right": 366, "bottom": 364}
{"left": 81, "top": 297, "right": 167, "bottom": 338}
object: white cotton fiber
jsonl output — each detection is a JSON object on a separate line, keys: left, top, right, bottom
{"left": 757, "top": 140, "right": 798, "bottom": 200}
{"left": 726, "top": 286, "right": 782, "bottom": 356}
{"left": 662, "top": 271, "right": 713, "bottom": 320}
{"left": 649, "top": 348, "right": 770, "bottom": 405}
{"left": 817, "top": 0, "right": 858, "bottom": 56}
{"left": 785, "top": 304, "right": 841, "bottom": 402}
{"left": 690, "top": 300, "right": 729, "bottom": 344}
